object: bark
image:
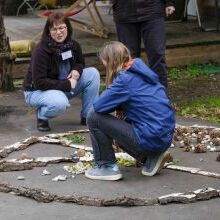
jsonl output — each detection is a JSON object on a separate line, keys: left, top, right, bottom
{"left": 165, "top": 164, "right": 220, "bottom": 179}
{"left": 0, "top": 136, "right": 39, "bottom": 158}
{"left": 0, "top": 2, "right": 14, "bottom": 91}
{"left": 158, "top": 188, "right": 219, "bottom": 204}
{"left": 0, "top": 127, "right": 220, "bottom": 206}
{"left": 0, "top": 130, "right": 90, "bottom": 159}
{"left": 0, "top": 182, "right": 219, "bottom": 206}
{"left": 0, "top": 157, "right": 72, "bottom": 172}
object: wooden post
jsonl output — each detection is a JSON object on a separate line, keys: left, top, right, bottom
{"left": 0, "top": 2, "right": 14, "bottom": 91}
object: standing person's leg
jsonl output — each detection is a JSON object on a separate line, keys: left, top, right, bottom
{"left": 85, "top": 109, "right": 148, "bottom": 180}
{"left": 24, "top": 90, "right": 70, "bottom": 131}
{"left": 141, "top": 18, "right": 167, "bottom": 87}
{"left": 115, "top": 22, "right": 142, "bottom": 58}
{"left": 70, "top": 67, "right": 100, "bottom": 125}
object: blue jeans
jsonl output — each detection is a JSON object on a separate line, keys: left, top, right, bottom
{"left": 87, "top": 109, "right": 150, "bottom": 166}
{"left": 24, "top": 67, "right": 100, "bottom": 120}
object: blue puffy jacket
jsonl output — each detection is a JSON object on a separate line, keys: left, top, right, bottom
{"left": 93, "top": 58, "right": 175, "bottom": 152}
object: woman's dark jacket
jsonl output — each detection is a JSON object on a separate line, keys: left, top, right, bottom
{"left": 112, "top": 0, "right": 176, "bottom": 23}
{"left": 23, "top": 39, "right": 85, "bottom": 92}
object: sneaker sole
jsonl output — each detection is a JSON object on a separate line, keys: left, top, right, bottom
{"left": 85, "top": 172, "right": 123, "bottom": 181}
{"left": 37, "top": 127, "right": 51, "bottom": 132}
{"left": 141, "top": 151, "right": 170, "bottom": 177}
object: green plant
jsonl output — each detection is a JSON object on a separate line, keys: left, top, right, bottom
{"left": 13, "top": 79, "right": 23, "bottom": 87}
{"left": 168, "top": 63, "right": 220, "bottom": 80}
{"left": 62, "top": 134, "right": 86, "bottom": 144}
{"left": 177, "top": 97, "right": 220, "bottom": 123}
{"left": 172, "top": 159, "right": 180, "bottom": 165}
{"left": 99, "top": 81, "right": 106, "bottom": 94}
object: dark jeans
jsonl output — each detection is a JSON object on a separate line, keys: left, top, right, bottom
{"left": 87, "top": 109, "right": 149, "bottom": 166}
{"left": 115, "top": 18, "right": 167, "bottom": 87}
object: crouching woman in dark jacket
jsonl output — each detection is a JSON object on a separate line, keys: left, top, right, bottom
{"left": 23, "top": 13, "right": 100, "bottom": 131}
{"left": 85, "top": 41, "right": 175, "bottom": 181}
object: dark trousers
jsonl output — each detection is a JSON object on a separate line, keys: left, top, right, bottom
{"left": 87, "top": 109, "right": 150, "bottom": 166}
{"left": 115, "top": 18, "right": 167, "bottom": 87}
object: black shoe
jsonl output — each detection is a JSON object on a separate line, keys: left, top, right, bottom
{"left": 37, "top": 119, "right": 51, "bottom": 132}
{"left": 80, "top": 117, "right": 87, "bottom": 126}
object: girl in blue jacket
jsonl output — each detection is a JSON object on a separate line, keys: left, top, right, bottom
{"left": 85, "top": 41, "right": 175, "bottom": 181}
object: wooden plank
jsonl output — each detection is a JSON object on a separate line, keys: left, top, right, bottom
{"left": 166, "top": 44, "right": 220, "bottom": 67}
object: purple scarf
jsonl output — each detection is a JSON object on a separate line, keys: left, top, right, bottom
{"left": 45, "top": 36, "right": 74, "bottom": 58}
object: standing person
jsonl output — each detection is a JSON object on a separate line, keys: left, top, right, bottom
{"left": 23, "top": 12, "right": 100, "bottom": 131}
{"left": 85, "top": 41, "right": 175, "bottom": 181}
{"left": 112, "top": 0, "right": 175, "bottom": 88}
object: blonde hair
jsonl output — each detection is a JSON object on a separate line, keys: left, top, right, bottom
{"left": 98, "top": 41, "right": 131, "bottom": 86}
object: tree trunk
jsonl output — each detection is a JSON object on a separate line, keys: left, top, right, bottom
{"left": 0, "top": 1, "right": 14, "bottom": 91}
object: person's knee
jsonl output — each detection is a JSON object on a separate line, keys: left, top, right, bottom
{"left": 84, "top": 67, "right": 100, "bottom": 82}
{"left": 90, "top": 67, "right": 100, "bottom": 78}
{"left": 87, "top": 108, "right": 98, "bottom": 126}
{"left": 46, "top": 98, "right": 70, "bottom": 117}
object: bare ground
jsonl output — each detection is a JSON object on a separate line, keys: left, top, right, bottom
{"left": 168, "top": 74, "right": 220, "bottom": 105}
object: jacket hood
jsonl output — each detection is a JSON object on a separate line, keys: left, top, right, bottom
{"left": 129, "top": 58, "right": 159, "bottom": 85}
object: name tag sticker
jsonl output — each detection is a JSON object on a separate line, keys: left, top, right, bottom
{"left": 61, "top": 50, "right": 72, "bottom": 60}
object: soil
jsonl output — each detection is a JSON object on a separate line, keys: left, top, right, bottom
{"left": 168, "top": 74, "right": 220, "bottom": 106}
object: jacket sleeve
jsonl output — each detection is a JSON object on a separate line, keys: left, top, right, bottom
{"left": 32, "top": 45, "right": 71, "bottom": 92}
{"left": 94, "top": 75, "right": 130, "bottom": 113}
{"left": 72, "top": 40, "right": 85, "bottom": 75}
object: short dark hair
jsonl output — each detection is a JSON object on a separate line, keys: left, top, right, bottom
{"left": 42, "top": 12, "right": 73, "bottom": 41}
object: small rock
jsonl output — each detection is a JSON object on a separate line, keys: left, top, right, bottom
{"left": 76, "top": 149, "right": 86, "bottom": 157}
{"left": 210, "top": 147, "right": 217, "bottom": 152}
{"left": 191, "top": 133, "right": 197, "bottom": 138}
{"left": 41, "top": 169, "right": 51, "bottom": 176}
{"left": 52, "top": 175, "right": 67, "bottom": 181}
{"left": 179, "top": 140, "right": 185, "bottom": 148}
{"left": 17, "top": 176, "right": 25, "bottom": 180}
{"left": 20, "top": 153, "right": 33, "bottom": 160}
